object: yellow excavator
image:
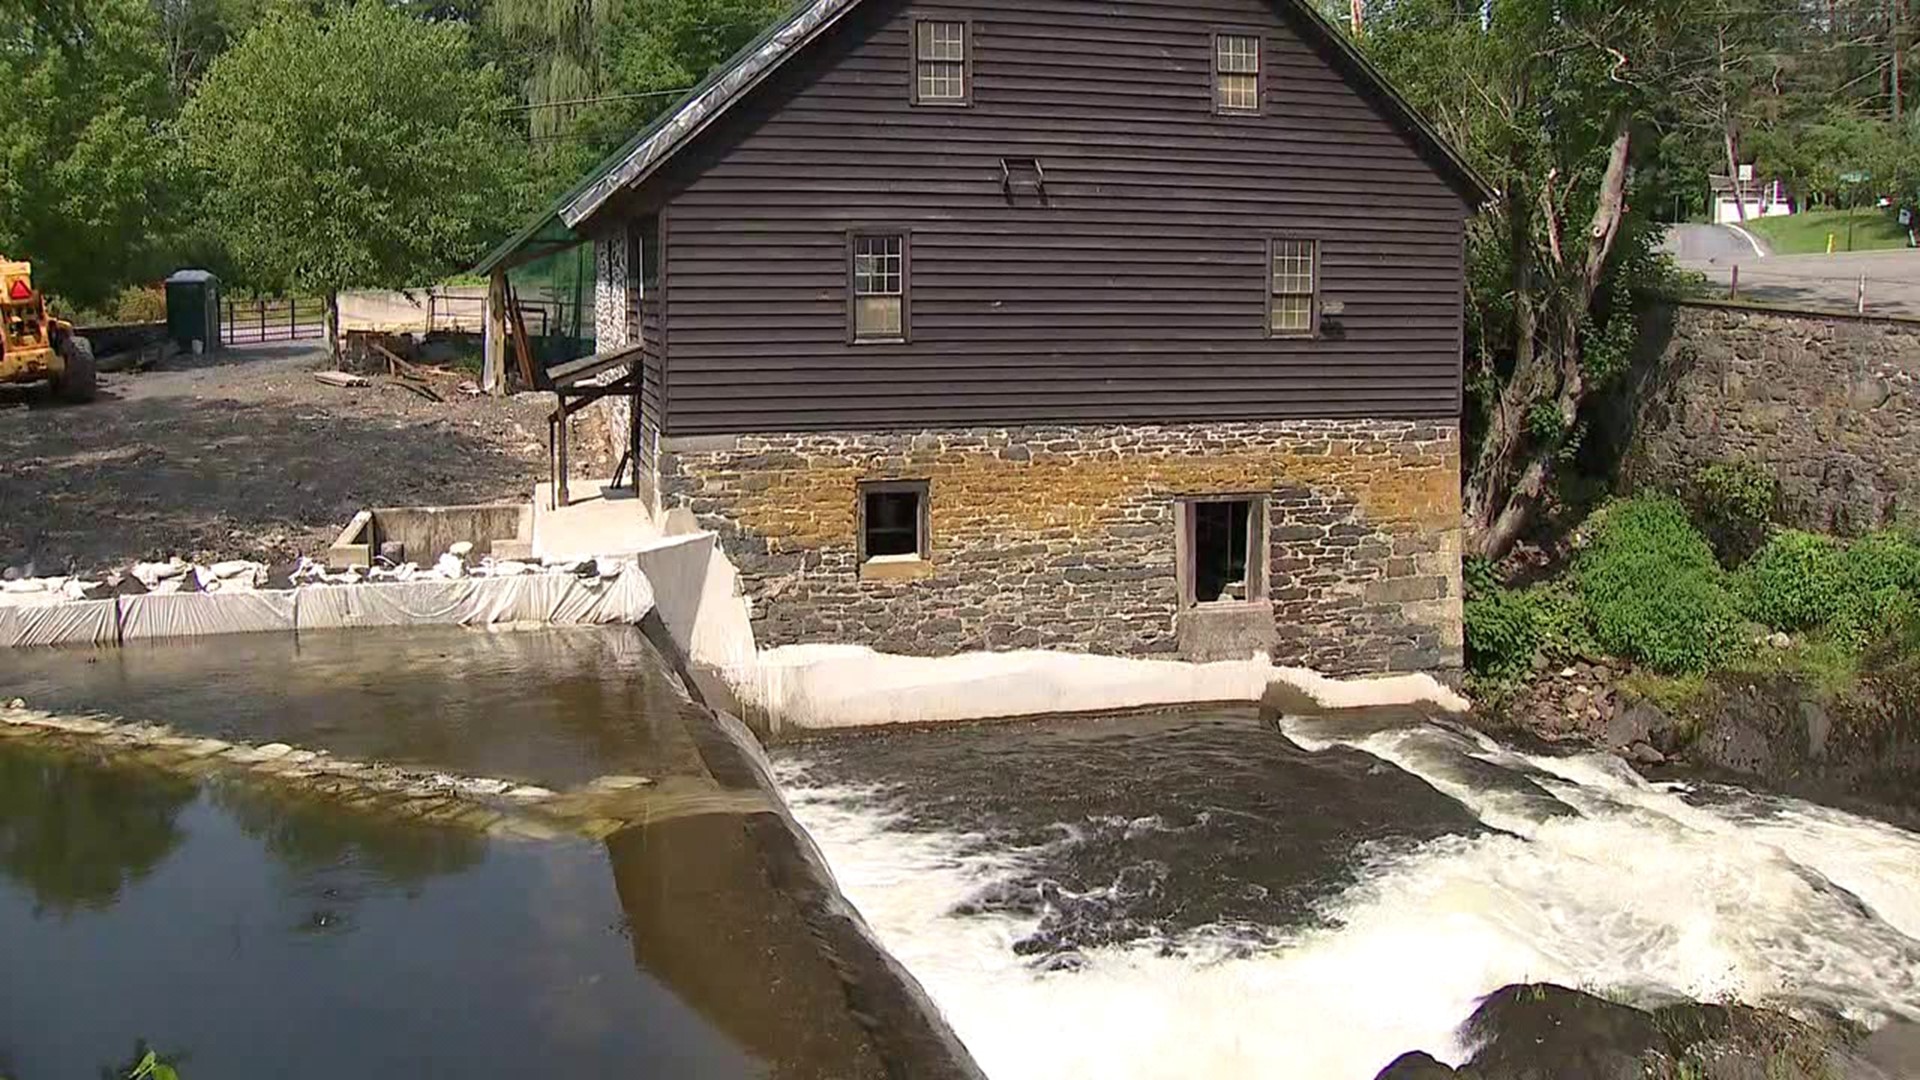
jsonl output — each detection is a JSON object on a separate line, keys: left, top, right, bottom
{"left": 0, "top": 256, "right": 93, "bottom": 402}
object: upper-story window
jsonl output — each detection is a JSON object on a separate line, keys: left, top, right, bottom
{"left": 1214, "top": 33, "right": 1260, "bottom": 114}
{"left": 1269, "top": 238, "right": 1319, "bottom": 337}
{"left": 914, "top": 20, "right": 969, "bottom": 105}
{"left": 850, "top": 232, "right": 908, "bottom": 342}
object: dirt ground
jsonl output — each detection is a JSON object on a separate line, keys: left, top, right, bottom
{"left": 0, "top": 343, "right": 617, "bottom": 574}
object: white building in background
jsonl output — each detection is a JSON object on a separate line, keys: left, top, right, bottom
{"left": 1709, "top": 164, "right": 1795, "bottom": 225}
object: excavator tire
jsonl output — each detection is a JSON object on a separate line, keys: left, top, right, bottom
{"left": 54, "top": 335, "right": 96, "bottom": 403}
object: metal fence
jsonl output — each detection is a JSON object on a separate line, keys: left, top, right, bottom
{"left": 222, "top": 296, "right": 326, "bottom": 345}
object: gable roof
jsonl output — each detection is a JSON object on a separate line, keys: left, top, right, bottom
{"left": 475, "top": 0, "right": 1493, "bottom": 275}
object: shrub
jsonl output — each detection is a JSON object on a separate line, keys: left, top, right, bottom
{"left": 1465, "top": 586, "right": 1544, "bottom": 681}
{"left": 1576, "top": 497, "right": 1744, "bottom": 673}
{"left": 1737, "top": 529, "right": 1920, "bottom": 648}
{"left": 1529, "top": 580, "right": 1598, "bottom": 662}
{"left": 1737, "top": 530, "right": 1847, "bottom": 631}
{"left": 1684, "top": 459, "right": 1777, "bottom": 565}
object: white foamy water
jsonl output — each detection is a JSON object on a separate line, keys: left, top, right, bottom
{"left": 774, "top": 724, "right": 1920, "bottom": 1080}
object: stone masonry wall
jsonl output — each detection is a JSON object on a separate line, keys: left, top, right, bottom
{"left": 661, "top": 420, "right": 1463, "bottom": 675}
{"left": 1626, "top": 301, "right": 1920, "bottom": 534}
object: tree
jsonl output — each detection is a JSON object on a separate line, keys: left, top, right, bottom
{"left": 177, "top": 2, "right": 525, "bottom": 349}
{"left": 507, "top": 0, "right": 786, "bottom": 196}
{"left": 1364, "top": 0, "right": 1692, "bottom": 559}
{"left": 0, "top": 0, "right": 177, "bottom": 308}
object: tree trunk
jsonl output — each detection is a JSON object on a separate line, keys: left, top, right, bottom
{"left": 1465, "top": 120, "right": 1634, "bottom": 560}
{"left": 1724, "top": 122, "right": 1747, "bottom": 223}
{"left": 325, "top": 288, "right": 341, "bottom": 363}
{"left": 1895, "top": 0, "right": 1906, "bottom": 125}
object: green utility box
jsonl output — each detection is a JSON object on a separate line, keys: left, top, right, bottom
{"left": 164, "top": 269, "right": 220, "bottom": 353}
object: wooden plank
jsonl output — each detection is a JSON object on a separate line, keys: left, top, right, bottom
{"left": 626, "top": 0, "right": 1468, "bottom": 434}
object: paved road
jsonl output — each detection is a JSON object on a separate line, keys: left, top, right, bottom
{"left": 1663, "top": 223, "right": 1920, "bottom": 317}
{"left": 1663, "top": 222, "right": 1768, "bottom": 263}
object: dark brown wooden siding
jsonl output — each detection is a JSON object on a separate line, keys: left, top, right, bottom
{"left": 640, "top": 0, "right": 1470, "bottom": 435}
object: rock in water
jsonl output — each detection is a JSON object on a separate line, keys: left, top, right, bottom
{"left": 1373, "top": 1051, "right": 1456, "bottom": 1078}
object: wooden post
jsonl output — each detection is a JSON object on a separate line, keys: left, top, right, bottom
{"left": 482, "top": 271, "right": 508, "bottom": 395}
{"left": 1859, "top": 274, "right": 1868, "bottom": 313}
{"left": 1730, "top": 264, "right": 1740, "bottom": 299}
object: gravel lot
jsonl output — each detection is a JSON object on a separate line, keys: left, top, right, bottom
{"left": 0, "top": 343, "right": 604, "bottom": 574}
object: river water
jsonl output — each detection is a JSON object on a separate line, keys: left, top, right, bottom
{"left": 0, "top": 627, "right": 893, "bottom": 1080}
{"left": 771, "top": 709, "right": 1920, "bottom": 1079}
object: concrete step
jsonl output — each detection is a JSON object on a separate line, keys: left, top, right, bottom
{"left": 531, "top": 478, "right": 661, "bottom": 560}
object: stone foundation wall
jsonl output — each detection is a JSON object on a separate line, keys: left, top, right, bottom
{"left": 661, "top": 421, "right": 1463, "bottom": 675}
{"left": 1626, "top": 301, "right": 1920, "bottom": 534}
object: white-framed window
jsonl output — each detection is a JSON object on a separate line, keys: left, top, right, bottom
{"left": 1269, "top": 238, "right": 1318, "bottom": 337}
{"left": 915, "top": 20, "right": 969, "bottom": 105}
{"left": 1214, "top": 33, "right": 1260, "bottom": 114}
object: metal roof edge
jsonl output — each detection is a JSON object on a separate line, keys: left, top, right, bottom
{"left": 559, "top": 0, "right": 865, "bottom": 228}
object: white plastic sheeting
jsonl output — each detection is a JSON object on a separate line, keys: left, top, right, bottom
{"left": 120, "top": 591, "right": 297, "bottom": 641}
{"left": 548, "top": 566, "right": 655, "bottom": 625}
{"left": 738, "top": 646, "right": 1469, "bottom": 732}
{"left": 227, "top": 568, "right": 654, "bottom": 632}
{"left": 295, "top": 579, "right": 521, "bottom": 630}
{"left": 0, "top": 599, "right": 118, "bottom": 648}
{"left": 0, "top": 565, "right": 657, "bottom": 648}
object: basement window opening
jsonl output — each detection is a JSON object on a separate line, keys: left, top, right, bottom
{"left": 860, "top": 481, "right": 929, "bottom": 562}
{"left": 1182, "top": 496, "right": 1266, "bottom": 606}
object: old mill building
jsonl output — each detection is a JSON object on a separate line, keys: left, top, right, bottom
{"left": 477, "top": 0, "right": 1491, "bottom": 675}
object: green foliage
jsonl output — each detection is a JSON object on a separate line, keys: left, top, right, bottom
{"left": 1464, "top": 579, "right": 1596, "bottom": 681}
{"left": 1685, "top": 459, "right": 1777, "bottom": 565}
{"left": 177, "top": 3, "right": 526, "bottom": 298}
{"left": 127, "top": 1049, "right": 181, "bottom": 1080}
{"left": 521, "top": 0, "right": 787, "bottom": 189}
{"left": 1737, "top": 531, "right": 1848, "bottom": 631}
{"left": 1576, "top": 497, "right": 1745, "bottom": 674}
{"left": 0, "top": 0, "right": 178, "bottom": 308}
{"left": 1465, "top": 586, "right": 1545, "bottom": 681}
{"left": 1738, "top": 529, "right": 1920, "bottom": 648}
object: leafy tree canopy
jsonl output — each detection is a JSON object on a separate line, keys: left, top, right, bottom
{"left": 0, "top": 0, "right": 176, "bottom": 308}
{"left": 177, "top": 1, "right": 526, "bottom": 302}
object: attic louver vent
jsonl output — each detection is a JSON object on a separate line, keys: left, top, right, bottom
{"left": 1000, "top": 157, "right": 1046, "bottom": 203}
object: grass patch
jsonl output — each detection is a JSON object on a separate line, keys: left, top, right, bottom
{"left": 1723, "top": 636, "right": 1862, "bottom": 697}
{"left": 1620, "top": 669, "right": 1710, "bottom": 713}
{"left": 1744, "top": 207, "right": 1912, "bottom": 254}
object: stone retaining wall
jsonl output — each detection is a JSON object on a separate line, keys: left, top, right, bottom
{"left": 660, "top": 420, "right": 1464, "bottom": 675}
{"left": 1626, "top": 301, "right": 1920, "bottom": 534}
